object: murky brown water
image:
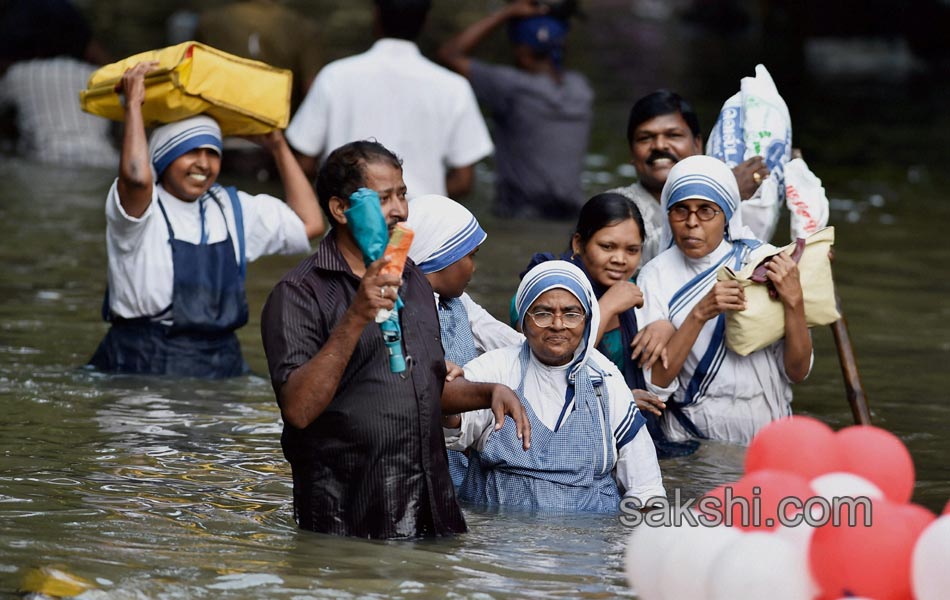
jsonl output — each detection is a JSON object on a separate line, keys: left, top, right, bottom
{"left": 2, "top": 1, "right": 948, "bottom": 597}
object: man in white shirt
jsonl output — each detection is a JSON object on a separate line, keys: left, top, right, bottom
{"left": 285, "top": 0, "right": 493, "bottom": 199}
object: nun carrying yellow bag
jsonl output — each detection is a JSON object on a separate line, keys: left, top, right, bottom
{"left": 717, "top": 227, "right": 840, "bottom": 356}
{"left": 79, "top": 42, "right": 291, "bottom": 136}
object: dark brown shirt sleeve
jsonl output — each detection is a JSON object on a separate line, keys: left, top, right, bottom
{"left": 261, "top": 278, "right": 327, "bottom": 399}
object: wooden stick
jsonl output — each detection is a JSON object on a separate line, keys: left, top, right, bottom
{"left": 830, "top": 292, "right": 872, "bottom": 425}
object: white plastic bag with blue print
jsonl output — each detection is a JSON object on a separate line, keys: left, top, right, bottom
{"left": 706, "top": 64, "right": 792, "bottom": 244}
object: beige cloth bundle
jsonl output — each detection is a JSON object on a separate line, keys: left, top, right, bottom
{"left": 718, "top": 227, "right": 840, "bottom": 356}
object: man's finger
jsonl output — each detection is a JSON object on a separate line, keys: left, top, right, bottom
{"left": 518, "top": 411, "right": 531, "bottom": 450}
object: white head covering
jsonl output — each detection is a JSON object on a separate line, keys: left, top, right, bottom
{"left": 515, "top": 260, "right": 601, "bottom": 381}
{"left": 659, "top": 155, "right": 759, "bottom": 251}
{"left": 148, "top": 115, "right": 223, "bottom": 179}
{"left": 406, "top": 195, "right": 487, "bottom": 274}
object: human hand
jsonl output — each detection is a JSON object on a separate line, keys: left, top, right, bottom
{"left": 504, "top": 0, "right": 549, "bottom": 19}
{"left": 348, "top": 256, "right": 402, "bottom": 325}
{"left": 243, "top": 129, "right": 285, "bottom": 153}
{"left": 765, "top": 251, "right": 804, "bottom": 307}
{"left": 733, "top": 156, "right": 770, "bottom": 200}
{"left": 117, "top": 61, "right": 159, "bottom": 106}
{"left": 445, "top": 360, "right": 464, "bottom": 382}
{"left": 632, "top": 389, "right": 666, "bottom": 417}
{"left": 600, "top": 280, "right": 644, "bottom": 318}
{"left": 693, "top": 281, "right": 746, "bottom": 321}
{"left": 631, "top": 319, "right": 674, "bottom": 370}
{"left": 490, "top": 384, "right": 531, "bottom": 450}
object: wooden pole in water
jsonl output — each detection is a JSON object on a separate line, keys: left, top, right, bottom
{"left": 791, "top": 148, "right": 871, "bottom": 425}
{"left": 830, "top": 292, "right": 872, "bottom": 425}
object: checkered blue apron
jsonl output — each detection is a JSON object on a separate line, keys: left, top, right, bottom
{"left": 458, "top": 343, "right": 620, "bottom": 512}
{"left": 438, "top": 297, "right": 478, "bottom": 488}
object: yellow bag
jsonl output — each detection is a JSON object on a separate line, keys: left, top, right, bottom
{"left": 717, "top": 227, "right": 840, "bottom": 356}
{"left": 79, "top": 41, "right": 292, "bottom": 136}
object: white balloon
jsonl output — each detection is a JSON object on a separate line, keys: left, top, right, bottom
{"left": 658, "top": 524, "right": 742, "bottom": 600}
{"left": 708, "top": 532, "right": 812, "bottom": 600}
{"left": 912, "top": 515, "right": 950, "bottom": 600}
{"left": 772, "top": 524, "right": 821, "bottom": 599}
{"left": 624, "top": 524, "right": 681, "bottom": 600}
{"left": 810, "top": 472, "right": 884, "bottom": 501}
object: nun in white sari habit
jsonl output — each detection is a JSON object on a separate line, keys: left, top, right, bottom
{"left": 407, "top": 194, "right": 523, "bottom": 488}
{"left": 444, "top": 261, "right": 665, "bottom": 511}
{"left": 638, "top": 155, "right": 813, "bottom": 445}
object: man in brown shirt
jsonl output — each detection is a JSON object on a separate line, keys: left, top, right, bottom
{"left": 261, "top": 140, "right": 529, "bottom": 539}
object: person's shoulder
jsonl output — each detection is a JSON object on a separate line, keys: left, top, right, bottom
{"left": 412, "top": 53, "right": 476, "bottom": 88}
{"left": 563, "top": 69, "right": 594, "bottom": 94}
{"left": 638, "top": 249, "right": 675, "bottom": 279}
{"left": 229, "top": 185, "right": 282, "bottom": 206}
{"left": 589, "top": 348, "right": 624, "bottom": 379}
{"left": 474, "top": 343, "right": 522, "bottom": 364}
{"left": 273, "top": 252, "right": 321, "bottom": 289}
{"left": 464, "top": 343, "right": 522, "bottom": 382}
{"left": 315, "top": 49, "right": 371, "bottom": 78}
{"left": 469, "top": 59, "right": 518, "bottom": 79}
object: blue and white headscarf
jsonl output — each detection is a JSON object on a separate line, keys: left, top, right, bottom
{"left": 148, "top": 115, "right": 223, "bottom": 180}
{"left": 659, "top": 155, "right": 760, "bottom": 251}
{"left": 515, "top": 260, "right": 601, "bottom": 384}
{"left": 407, "top": 195, "right": 486, "bottom": 274}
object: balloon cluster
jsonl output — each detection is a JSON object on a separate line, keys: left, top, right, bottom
{"left": 625, "top": 416, "right": 950, "bottom": 600}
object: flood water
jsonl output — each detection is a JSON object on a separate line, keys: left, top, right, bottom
{"left": 2, "top": 1, "right": 949, "bottom": 598}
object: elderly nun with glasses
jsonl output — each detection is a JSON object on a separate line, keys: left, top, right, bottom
{"left": 637, "top": 155, "right": 813, "bottom": 445}
{"left": 443, "top": 260, "right": 665, "bottom": 512}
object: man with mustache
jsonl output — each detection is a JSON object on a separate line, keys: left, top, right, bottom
{"left": 609, "top": 90, "right": 770, "bottom": 265}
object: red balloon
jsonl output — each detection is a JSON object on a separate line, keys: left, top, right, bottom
{"left": 698, "top": 470, "right": 814, "bottom": 531}
{"left": 836, "top": 426, "right": 915, "bottom": 503}
{"left": 810, "top": 499, "right": 935, "bottom": 600}
{"left": 745, "top": 416, "right": 843, "bottom": 480}
{"left": 695, "top": 483, "right": 730, "bottom": 526}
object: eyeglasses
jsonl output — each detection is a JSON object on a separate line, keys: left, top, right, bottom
{"left": 668, "top": 205, "right": 722, "bottom": 222}
{"left": 526, "top": 310, "right": 586, "bottom": 329}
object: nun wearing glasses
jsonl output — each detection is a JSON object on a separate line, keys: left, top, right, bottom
{"left": 443, "top": 260, "right": 665, "bottom": 512}
{"left": 638, "top": 155, "right": 813, "bottom": 446}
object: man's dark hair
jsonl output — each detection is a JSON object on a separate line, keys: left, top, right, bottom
{"left": 316, "top": 140, "right": 403, "bottom": 222}
{"left": 375, "top": 0, "right": 431, "bottom": 41}
{"left": 625, "top": 89, "right": 702, "bottom": 146}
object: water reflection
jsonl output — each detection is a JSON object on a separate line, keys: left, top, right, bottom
{"left": 2, "top": 2, "right": 950, "bottom": 597}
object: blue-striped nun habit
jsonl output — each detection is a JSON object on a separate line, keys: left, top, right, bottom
{"left": 407, "top": 194, "right": 522, "bottom": 487}
{"left": 148, "top": 115, "right": 224, "bottom": 179}
{"left": 445, "top": 260, "right": 665, "bottom": 511}
{"left": 638, "top": 155, "right": 808, "bottom": 444}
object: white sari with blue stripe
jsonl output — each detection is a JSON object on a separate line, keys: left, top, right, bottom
{"left": 639, "top": 155, "right": 801, "bottom": 445}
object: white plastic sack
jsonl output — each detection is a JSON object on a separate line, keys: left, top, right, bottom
{"left": 707, "top": 64, "right": 792, "bottom": 243}
{"left": 784, "top": 157, "right": 830, "bottom": 241}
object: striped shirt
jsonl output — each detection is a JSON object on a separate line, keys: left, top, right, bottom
{"left": 261, "top": 231, "right": 466, "bottom": 539}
